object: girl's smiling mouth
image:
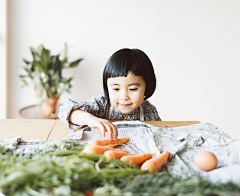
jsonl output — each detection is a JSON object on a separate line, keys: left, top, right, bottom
{"left": 120, "top": 104, "right": 132, "bottom": 107}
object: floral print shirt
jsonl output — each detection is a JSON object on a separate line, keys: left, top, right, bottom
{"left": 58, "top": 96, "right": 161, "bottom": 130}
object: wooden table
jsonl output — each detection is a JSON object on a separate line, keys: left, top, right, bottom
{"left": 0, "top": 119, "right": 200, "bottom": 142}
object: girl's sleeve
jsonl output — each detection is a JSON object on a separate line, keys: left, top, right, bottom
{"left": 58, "top": 96, "right": 108, "bottom": 130}
{"left": 143, "top": 101, "right": 162, "bottom": 121}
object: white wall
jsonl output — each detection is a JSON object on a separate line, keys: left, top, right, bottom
{"left": 7, "top": 0, "right": 240, "bottom": 140}
{"left": 0, "top": 0, "right": 7, "bottom": 119}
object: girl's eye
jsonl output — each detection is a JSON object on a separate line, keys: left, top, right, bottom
{"left": 113, "top": 88, "right": 119, "bottom": 91}
{"left": 129, "top": 88, "right": 137, "bottom": 91}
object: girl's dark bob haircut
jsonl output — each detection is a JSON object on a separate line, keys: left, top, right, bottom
{"left": 103, "top": 48, "right": 156, "bottom": 101}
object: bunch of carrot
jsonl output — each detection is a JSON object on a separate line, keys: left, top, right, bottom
{"left": 82, "top": 135, "right": 169, "bottom": 173}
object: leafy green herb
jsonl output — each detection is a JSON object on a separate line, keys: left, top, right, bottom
{"left": 106, "top": 169, "right": 240, "bottom": 196}
{"left": 0, "top": 141, "right": 239, "bottom": 196}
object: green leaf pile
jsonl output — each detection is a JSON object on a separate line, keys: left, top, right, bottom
{"left": 0, "top": 141, "right": 239, "bottom": 196}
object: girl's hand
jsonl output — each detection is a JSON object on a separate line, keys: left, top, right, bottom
{"left": 86, "top": 115, "right": 118, "bottom": 141}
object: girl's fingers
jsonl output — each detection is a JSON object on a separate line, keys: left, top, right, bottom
{"left": 108, "top": 123, "right": 118, "bottom": 141}
{"left": 97, "top": 122, "right": 106, "bottom": 138}
{"left": 103, "top": 129, "right": 106, "bottom": 137}
{"left": 88, "top": 117, "right": 118, "bottom": 140}
{"left": 102, "top": 122, "right": 113, "bottom": 140}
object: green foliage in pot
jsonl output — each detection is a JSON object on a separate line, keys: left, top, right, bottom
{"left": 19, "top": 44, "right": 83, "bottom": 99}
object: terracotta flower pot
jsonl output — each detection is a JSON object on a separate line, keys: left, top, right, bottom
{"left": 41, "top": 97, "right": 59, "bottom": 118}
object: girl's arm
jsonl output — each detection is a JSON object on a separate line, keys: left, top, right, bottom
{"left": 58, "top": 96, "right": 118, "bottom": 140}
{"left": 70, "top": 109, "right": 118, "bottom": 141}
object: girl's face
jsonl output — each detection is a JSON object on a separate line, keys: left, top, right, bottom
{"left": 107, "top": 72, "right": 146, "bottom": 114}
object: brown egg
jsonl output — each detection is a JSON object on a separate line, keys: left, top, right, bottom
{"left": 194, "top": 151, "right": 218, "bottom": 171}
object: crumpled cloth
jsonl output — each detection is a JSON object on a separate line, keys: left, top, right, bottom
{"left": 65, "top": 121, "right": 240, "bottom": 186}
{"left": 161, "top": 122, "right": 240, "bottom": 186}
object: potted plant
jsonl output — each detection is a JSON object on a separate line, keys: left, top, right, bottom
{"left": 20, "top": 43, "right": 83, "bottom": 118}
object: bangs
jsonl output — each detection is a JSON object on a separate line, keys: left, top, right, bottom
{"left": 104, "top": 49, "right": 144, "bottom": 79}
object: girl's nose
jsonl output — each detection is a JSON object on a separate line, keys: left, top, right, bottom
{"left": 119, "top": 90, "right": 129, "bottom": 100}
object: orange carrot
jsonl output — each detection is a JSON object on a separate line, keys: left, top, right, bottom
{"left": 88, "top": 134, "right": 135, "bottom": 146}
{"left": 82, "top": 145, "right": 113, "bottom": 154}
{"left": 83, "top": 193, "right": 93, "bottom": 196}
{"left": 120, "top": 152, "right": 155, "bottom": 165}
{"left": 106, "top": 143, "right": 122, "bottom": 148}
{"left": 141, "top": 150, "right": 169, "bottom": 173}
{"left": 82, "top": 145, "right": 128, "bottom": 155}
{"left": 104, "top": 150, "right": 130, "bottom": 160}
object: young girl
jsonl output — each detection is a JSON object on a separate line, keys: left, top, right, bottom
{"left": 58, "top": 48, "right": 161, "bottom": 141}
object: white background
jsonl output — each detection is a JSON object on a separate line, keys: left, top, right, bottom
{"left": 0, "top": 0, "right": 7, "bottom": 119}
{"left": 3, "top": 0, "right": 240, "bottom": 140}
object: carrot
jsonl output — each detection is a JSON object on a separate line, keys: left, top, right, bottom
{"left": 83, "top": 193, "right": 93, "bottom": 196}
{"left": 106, "top": 143, "right": 122, "bottom": 148}
{"left": 104, "top": 150, "right": 130, "bottom": 160}
{"left": 120, "top": 152, "right": 155, "bottom": 165}
{"left": 82, "top": 145, "right": 128, "bottom": 155}
{"left": 88, "top": 134, "right": 135, "bottom": 146}
{"left": 141, "top": 150, "right": 169, "bottom": 173}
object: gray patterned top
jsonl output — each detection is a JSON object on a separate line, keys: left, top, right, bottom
{"left": 58, "top": 96, "right": 161, "bottom": 130}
